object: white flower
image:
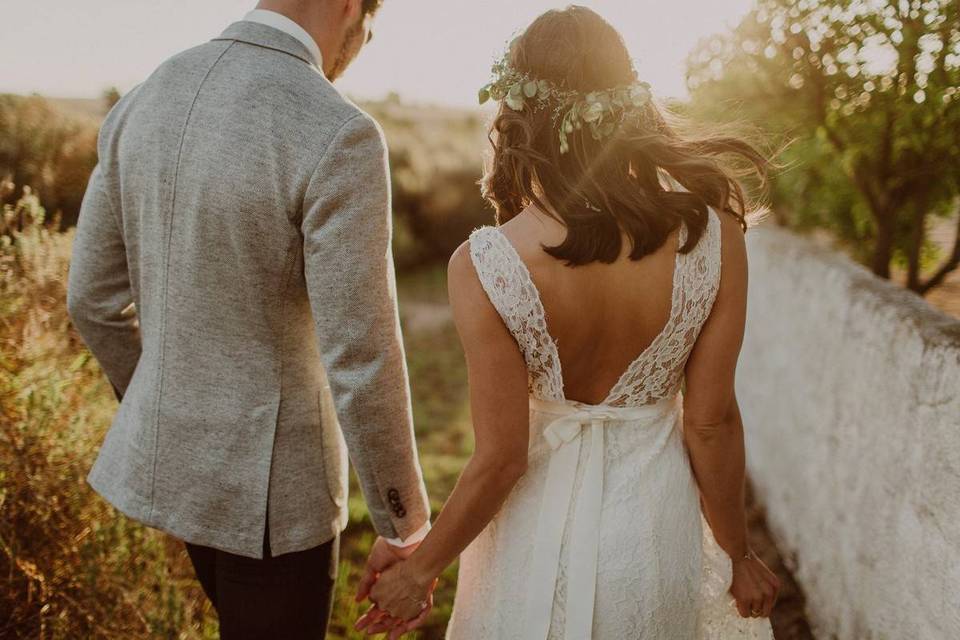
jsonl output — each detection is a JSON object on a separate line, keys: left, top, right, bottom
{"left": 630, "top": 84, "right": 652, "bottom": 106}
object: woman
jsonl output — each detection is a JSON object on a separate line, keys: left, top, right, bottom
{"left": 358, "top": 6, "right": 781, "bottom": 638}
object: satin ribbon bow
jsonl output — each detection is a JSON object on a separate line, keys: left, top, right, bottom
{"left": 542, "top": 409, "right": 619, "bottom": 451}
{"left": 523, "top": 395, "right": 679, "bottom": 640}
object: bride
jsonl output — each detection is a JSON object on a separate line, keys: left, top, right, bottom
{"left": 357, "top": 5, "right": 781, "bottom": 638}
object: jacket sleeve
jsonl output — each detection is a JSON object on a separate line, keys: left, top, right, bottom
{"left": 300, "top": 112, "right": 430, "bottom": 541}
{"left": 66, "top": 156, "right": 141, "bottom": 401}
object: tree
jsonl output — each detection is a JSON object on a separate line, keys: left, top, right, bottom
{"left": 687, "top": 0, "right": 960, "bottom": 293}
{"left": 0, "top": 95, "right": 98, "bottom": 228}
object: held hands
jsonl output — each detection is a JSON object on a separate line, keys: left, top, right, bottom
{"left": 729, "top": 548, "right": 781, "bottom": 619}
{"left": 354, "top": 536, "right": 437, "bottom": 638}
{"left": 357, "top": 562, "right": 437, "bottom": 637}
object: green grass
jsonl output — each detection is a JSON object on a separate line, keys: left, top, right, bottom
{"left": 327, "top": 266, "right": 471, "bottom": 639}
{"left": 0, "top": 201, "right": 472, "bottom": 640}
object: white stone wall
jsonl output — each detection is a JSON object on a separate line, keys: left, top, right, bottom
{"left": 736, "top": 225, "right": 960, "bottom": 639}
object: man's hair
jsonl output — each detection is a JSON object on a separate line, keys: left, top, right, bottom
{"left": 361, "top": 0, "right": 383, "bottom": 16}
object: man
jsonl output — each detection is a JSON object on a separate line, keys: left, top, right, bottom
{"left": 66, "top": 1, "right": 432, "bottom": 637}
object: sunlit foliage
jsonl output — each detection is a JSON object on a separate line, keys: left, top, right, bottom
{"left": 687, "top": 0, "right": 960, "bottom": 292}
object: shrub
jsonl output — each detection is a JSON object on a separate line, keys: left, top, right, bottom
{"left": 0, "top": 184, "right": 209, "bottom": 640}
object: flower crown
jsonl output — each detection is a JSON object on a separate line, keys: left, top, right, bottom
{"left": 478, "top": 49, "right": 653, "bottom": 154}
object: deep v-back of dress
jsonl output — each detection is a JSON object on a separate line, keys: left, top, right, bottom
{"left": 477, "top": 218, "right": 686, "bottom": 406}
{"left": 444, "top": 206, "right": 774, "bottom": 640}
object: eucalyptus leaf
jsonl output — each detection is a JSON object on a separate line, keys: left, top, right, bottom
{"left": 477, "top": 47, "right": 659, "bottom": 155}
{"left": 505, "top": 93, "right": 525, "bottom": 111}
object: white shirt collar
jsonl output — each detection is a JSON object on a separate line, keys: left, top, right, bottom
{"left": 243, "top": 9, "right": 323, "bottom": 70}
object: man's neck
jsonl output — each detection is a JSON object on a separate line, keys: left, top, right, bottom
{"left": 253, "top": 1, "right": 335, "bottom": 75}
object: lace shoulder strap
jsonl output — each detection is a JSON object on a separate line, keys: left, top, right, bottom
{"left": 467, "top": 226, "right": 565, "bottom": 401}
{"left": 674, "top": 206, "right": 723, "bottom": 337}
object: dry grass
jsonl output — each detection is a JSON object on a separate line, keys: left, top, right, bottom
{"left": 1, "top": 185, "right": 812, "bottom": 638}
{"left": 0, "top": 185, "right": 213, "bottom": 639}
{"left": 0, "top": 185, "right": 468, "bottom": 639}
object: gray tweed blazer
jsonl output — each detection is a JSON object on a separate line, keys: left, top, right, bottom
{"left": 66, "top": 20, "right": 430, "bottom": 559}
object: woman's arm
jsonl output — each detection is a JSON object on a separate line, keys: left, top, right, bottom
{"left": 682, "top": 212, "right": 780, "bottom": 617}
{"left": 359, "top": 240, "right": 532, "bottom": 628}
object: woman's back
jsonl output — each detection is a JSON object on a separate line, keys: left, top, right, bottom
{"left": 468, "top": 200, "right": 726, "bottom": 408}
{"left": 498, "top": 205, "right": 683, "bottom": 405}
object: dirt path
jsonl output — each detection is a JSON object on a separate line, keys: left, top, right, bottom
{"left": 745, "top": 480, "right": 816, "bottom": 639}
{"left": 401, "top": 301, "right": 453, "bottom": 334}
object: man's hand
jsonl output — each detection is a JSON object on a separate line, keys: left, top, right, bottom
{"left": 356, "top": 536, "right": 420, "bottom": 603}
{"left": 355, "top": 536, "right": 434, "bottom": 638}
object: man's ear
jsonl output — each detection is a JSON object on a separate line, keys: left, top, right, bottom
{"left": 341, "top": 0, "right": 363, "bottom": 22}
{"left": 323, "top": 0, "right": 360, "bottom": 23}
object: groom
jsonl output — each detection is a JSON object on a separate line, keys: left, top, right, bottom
{"left": 66, "top": 0, "right": 432, "bottom": 636}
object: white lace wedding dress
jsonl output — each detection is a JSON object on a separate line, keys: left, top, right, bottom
{"left": 445, "top": 207, "right": 774, "bottom": 639}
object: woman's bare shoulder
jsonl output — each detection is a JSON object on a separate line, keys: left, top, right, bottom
{"left": 714, "top": 209, "right": 748, "bottom": 297}
{"left": 447, "top": 239, "right": 479, "bottom": 295}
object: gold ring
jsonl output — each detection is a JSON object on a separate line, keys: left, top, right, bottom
{"left": 751, "top": 607, "right": 762, "bottom": 616}
{"left": 404, "top": 594, "right": 428, "bottom": 611}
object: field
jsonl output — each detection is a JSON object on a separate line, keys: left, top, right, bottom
{"left": 0, "top": 188, "right": 814, "bottom": 637}
{"left": 4, "top": 1, "right": 958, "bottom": 635}
{"left": 0, "top": 94, "right": 496, "bottom": 639}
{"left": 0, "top": 194, "right": 469, "bottom": 637}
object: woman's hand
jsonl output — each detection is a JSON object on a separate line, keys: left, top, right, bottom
{"left": 355, "top": 560, "right": 437, "bottom": 637}
{"left": 729, "top": 549, "right": 781, "bottom": 618}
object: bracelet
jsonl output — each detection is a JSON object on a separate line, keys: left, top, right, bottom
{"left": 733, "top": 548, "right": 755, "bottom": 563}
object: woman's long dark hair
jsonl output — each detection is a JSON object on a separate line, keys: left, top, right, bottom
{"left": 480, "top": 5, "right": 772, "bottom": 265}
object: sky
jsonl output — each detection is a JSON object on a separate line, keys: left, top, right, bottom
{"left": 2, "top": 0, "right": 756, "bottom": 107}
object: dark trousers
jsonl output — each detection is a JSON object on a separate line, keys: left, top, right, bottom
{"left": 184, "top": 515, "right": 339, "bottom": 640}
